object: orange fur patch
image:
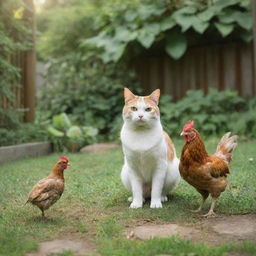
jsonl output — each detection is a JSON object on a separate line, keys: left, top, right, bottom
{"left": 123, "top": 96, "right": 160, "bottom": 115}
{"left": 163, "top": 131, "right": 175, "bottom": 161}
{"left": 144, "top": 97, "right": 160, "bottom": 115}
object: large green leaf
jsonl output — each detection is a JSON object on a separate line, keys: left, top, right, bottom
{"left": 197, "top": 8, "right": 215, "bottom": 22}
{"left": 137, "top": 4, "right": 165, "bottom": 20}
{"left": 214, "top": 22, "right": 234, "bottom": 37}
{"left": 213, "top": 0, "right": 241, "bottom": 12}
{"left": 52, "top": 113, "right": 71, "bottom": 131}
{"left": 114, "top": 26, "right": 137, "bottom": 42}
{"left": 165, "top": 30, "right": 187, "bottom": 59}
{"left": 137, "top": 31, "right": 155, "bottom": 48}
{"left": 82, "top": 126, "right": 98, "bottom": 137}
{"left": 173, "top": 14, "right": 195, "bottom": 32}
{"left": 137, "top": 23, "right": 160, "bottom": 48}
{"left": 66, "top": 126, "right": 83, "bottom": 139}
{"left": 172, "top": 6, "right": 197, "bottom": 16}
{"left": 218, "top": 9, "right": 252, "bottom": 30}
{"left": 47, "top": 126, "right": 64, "bottom": 137}
{"left": 172, "top": 6, "right": 198, "bottom": 32}
{"left": 192, "top": 18, "right": 209, "bottom": 34}
{"left": 101, "top": 40, "right": 126, "bottom": 63}
{"left": 124, "top": 9, "right": 137, "bottom": 22}
{"left": 160, "top": 16, "right": 175, "bottom": 31}
{"left": 233, "top": 12, "right": 253, "bottom": 30}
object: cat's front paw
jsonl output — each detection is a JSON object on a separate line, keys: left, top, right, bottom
{"left": 150, "top": 200, "right": 162, "bottom": 208}
{"left": 130, "top": 201, "right": 143, "bottom": 208}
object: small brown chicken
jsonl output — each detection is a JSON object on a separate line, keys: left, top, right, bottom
{"left": 26, "top": 156, "right": 69, "bottom": 217}
{"left": 179, "top": 121, "right": 238, "bottom": 217}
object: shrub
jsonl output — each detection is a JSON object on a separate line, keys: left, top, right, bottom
{"left": 47, "top": 113, "right": 98, "bottom": 152}
{"left": 0, "top": 123, "right": 49, "bottom": 147}
{"left": 159, "top": 89, "right": 256, "bottom": 138}
{"left": 38, "top": 57, "right": 141, "bottom": 141}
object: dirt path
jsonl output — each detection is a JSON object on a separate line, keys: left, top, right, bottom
{"left": 125, "top": 214, "right": 256, "bottom": 246}
{"left": 28, "top": 214, "right": 256, "bottom": 255}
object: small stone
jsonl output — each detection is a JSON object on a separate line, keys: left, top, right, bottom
{"left": 127, "top": 231, "right": 137, "bottom": 240}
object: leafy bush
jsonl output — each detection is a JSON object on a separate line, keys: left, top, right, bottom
{"left": 83, "top": 0, "right": 252, "bottom": 62}
{"left": 159, "top": 89, "right": 256, "bottom": 138}
{"left": 47, "top": 113, "right": 98, "bottom": 152}
{"left": 0, "top": 123, "right": 49, "bottom": 147}
{"left": 38, "top": 57, "right": 141, "bottom": 141}
{"left": 35, "top": 0, "right": 255, "bottom": 143}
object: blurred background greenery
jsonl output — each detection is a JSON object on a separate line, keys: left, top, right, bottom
{"left": 0, "top": 0, "right": 255, "bottom": 151}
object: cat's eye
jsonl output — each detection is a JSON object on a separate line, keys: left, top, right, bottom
{"left": 131, "top": 106, "right": 137, "bottom": 111}
{"left": 145, "top": 107, "right": 152, "bottom": 112}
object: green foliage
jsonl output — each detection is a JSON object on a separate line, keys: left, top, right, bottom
{"left": 0, "top": 0, "right": 32, "bottom": 128}
{"left": 0, "top": 123, "right": 49, "bottom": 147}
{"left": 37, "top": 0, "right": 252, "bottom": 62}
{"left": 81, "top": 0, "right": 252, "bottom": 62}
{"left": 165, "top": 29, "right": 187, "bottom": 59}
{"left": 159, "top": 89, "right": 256, "bottom": 138}
{"left": 36, "top": 0, "right": 99, "bottom": 59}
{"left": 47, "top": 113, "right": 98, "bottom": 152}
{"left": 38, "top": 56, "right": 141, "bottom": 141}
{"left": 36, "top": 0, "right": 255, "bottom": 143}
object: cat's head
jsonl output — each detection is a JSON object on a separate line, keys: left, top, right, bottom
{"left": 122, "top": 88, "right": 160, "bottom": 128}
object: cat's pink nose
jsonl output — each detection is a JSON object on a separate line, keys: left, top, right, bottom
{"left": 138, "top": 115, "right": 143, "bottom": 119}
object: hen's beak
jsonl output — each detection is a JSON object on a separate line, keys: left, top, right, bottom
{"left": 180, "top": 131, "right": 184, "bottom": 136}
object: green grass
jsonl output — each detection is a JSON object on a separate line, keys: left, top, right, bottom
{"left": 0, "top": 138, "right": 256, "bottom": 256}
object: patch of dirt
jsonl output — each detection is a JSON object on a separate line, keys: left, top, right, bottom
{"left": 80, "top": 143, "right": 120, "bottom": 154}
{"left": 126, "top": 224, "right": 195, "bottom": 240}
{"left": 125, "top": 214, "right": 256, "bottom": 246}
{"left": 28, "top": 238, "right": 98, "bottom": 256}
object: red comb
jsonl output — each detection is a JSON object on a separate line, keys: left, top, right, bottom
{"left": 60, "top": 156, "right": 68, "bottom": 162}
{"left": 183, "top": 120, "right": 194, "bottom": 132}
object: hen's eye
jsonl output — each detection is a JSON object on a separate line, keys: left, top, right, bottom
{"left": 131, "top": 106, "right": 137, "bottom": 111}
{"left": 145, "top": 107, "right": 152, "bottom": 112}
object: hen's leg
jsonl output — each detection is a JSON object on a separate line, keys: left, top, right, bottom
{"left": 203, "top": 197, "right": 218, "bottom": 217}
{"left": 192, "top": 190, "right": 209, "bottom": 213}
{"left": 41, "top": 209, "right": 45, "bottom": 218}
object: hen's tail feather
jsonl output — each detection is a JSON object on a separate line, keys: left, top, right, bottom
{"left": 215, "top": 132, "right": 238, "bottom": 163}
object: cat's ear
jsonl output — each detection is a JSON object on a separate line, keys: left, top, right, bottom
{"left": 124, "top": 88, "right": 136, "bottom": 104}
{"left": 149, "top": 89, "right": 160, "bottom": 105}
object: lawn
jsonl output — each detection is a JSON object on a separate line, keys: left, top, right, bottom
{"left": 0, "top": 138, "right": 256, "bottom": 256}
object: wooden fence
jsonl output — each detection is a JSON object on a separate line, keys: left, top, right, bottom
{"left": 133, "top": 41, "right": 255, "bottom": 100}
{"left": 0, "top": 0, "right": 36, "bottom": 123}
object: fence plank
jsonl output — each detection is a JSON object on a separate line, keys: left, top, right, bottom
{"left": 133, "top": 41, "right": 254, "bottom": 100}
{"left": 23, "top": 0, "right": 36, "bottom": 122}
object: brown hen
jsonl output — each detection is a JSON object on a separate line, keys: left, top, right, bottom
{"left": 26, "top": 156, "right": 69, "bottom": 217}
{"left": 179, "top": 121, "right": 238, "bottom": 217}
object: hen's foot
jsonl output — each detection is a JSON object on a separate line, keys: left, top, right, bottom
{"left": 202, "top": 211, "right": 216, "bottom": 218}
{"left": 191, "top": 207, "right": 202, "bottom": 213}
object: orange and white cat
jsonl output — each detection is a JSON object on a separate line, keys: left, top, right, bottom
{"left": 120, "top": 88, "right": 180, "bottom": 208}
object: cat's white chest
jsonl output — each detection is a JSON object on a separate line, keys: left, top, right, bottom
{"left": 121, "top": 124, "right": 163, "bottom": 152}
{"left": 126, "top": 149, "right": 158, "bottom": 182}
{"left": 121, "top": 123, "right": 166, "bottom": 182}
